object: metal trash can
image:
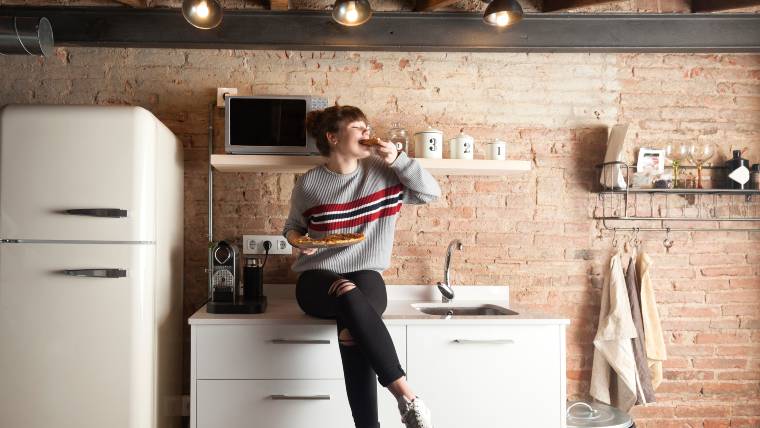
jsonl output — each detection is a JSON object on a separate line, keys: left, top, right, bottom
{"left": 567, "top": 401, "right": 635, "bottom": 428}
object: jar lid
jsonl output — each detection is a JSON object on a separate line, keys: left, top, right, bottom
{"left": 566, "top": 401, "right": 632, "bottom": 428}
{"left": 414, "top": 126, "right": 442, "bottom": 135}
{"left": 451, "top": 128, "right": 473, "bottom": 140}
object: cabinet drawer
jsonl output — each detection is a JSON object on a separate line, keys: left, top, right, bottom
{"left": 407, "top": 325, "right": 563, "bottom": 428}
{"left": 196, "top": 324, "right": 343, "bottom": 379}
{"left": 197, "top": 379, "right": 353, "bottom": 428}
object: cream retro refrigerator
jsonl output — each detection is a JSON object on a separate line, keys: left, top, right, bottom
{"left": 0, "top": 105, "right": 184, "bottom": 428}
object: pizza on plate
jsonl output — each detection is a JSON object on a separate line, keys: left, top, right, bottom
{"left": 294, "top": 233, "right": 365, "bottom": 248}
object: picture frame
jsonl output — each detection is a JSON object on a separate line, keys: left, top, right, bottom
{"left": 637, "top": 148, "right": 666, "bottom": 175}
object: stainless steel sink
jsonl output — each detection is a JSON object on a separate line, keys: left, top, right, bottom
{"left": 412, "top": 303, "right": 518, "bottom": 316}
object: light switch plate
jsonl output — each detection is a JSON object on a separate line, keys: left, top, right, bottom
{"left": 216, "top": 87, "right": 238, "bottom": 108}
{"left": 243, "top": 234, "right": 293, "bottom": 255}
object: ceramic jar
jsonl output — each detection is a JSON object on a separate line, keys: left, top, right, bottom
{"left": 413, "top": 127, "right": 443, "bottom": 159}
{"left": 487, "top": 140, "right": 507, "bottom": 160}
{"left": 449, "top": 129, "right": 474, "bottom": 160}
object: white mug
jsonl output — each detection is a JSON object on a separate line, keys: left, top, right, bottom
{"left": 487, "top": 140, "right": 507, "bottom": 160}
{"left": 449, "top": 129, "right": 474, "bottom": 160}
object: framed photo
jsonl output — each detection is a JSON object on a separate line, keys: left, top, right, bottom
{"left": 637, "top": 148, "right": 665, "bottom": 175}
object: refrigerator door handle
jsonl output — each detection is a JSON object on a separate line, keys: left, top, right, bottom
{"left": 63, "top": 209, "right": 128, "bottom": 218}
{"left": 62, "top": 269, "right": 127, "bottom": 278}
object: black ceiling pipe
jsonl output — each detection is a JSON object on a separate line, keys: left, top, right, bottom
{"left": 0, "top": 16, "right": 54, "bottom": 56}
{"left": 0, "top": 7, "right": 759, "bottom": 53}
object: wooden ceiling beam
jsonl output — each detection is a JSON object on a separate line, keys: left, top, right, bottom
{"left": 114, "top": 0, "right": 148, "bottom": 7}
{"left": 414, "top": 0, "right": 460, "bottom": 12}
{"left": 541, "top": 0, "right": 626, "bottom": 13}
{"left": 269, "top": 0, "right": 289, "bottom": 10}
{"left": 692, "top": 0, "right": 760, "bottom": 12}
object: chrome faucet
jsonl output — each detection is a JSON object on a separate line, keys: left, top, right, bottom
{"left": 437, "top": 239, "right": 463, "bottom": 303}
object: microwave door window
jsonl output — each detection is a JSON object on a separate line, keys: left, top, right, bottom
{"left": 268, "top": 100, "right": 306, "bottom": 147}
{"left": 230, "top": 98, "right": 307, "bottom": 147}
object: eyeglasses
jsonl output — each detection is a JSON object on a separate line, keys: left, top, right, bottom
{"left": 349, "top": 125, "right": 371, "bottom": 134}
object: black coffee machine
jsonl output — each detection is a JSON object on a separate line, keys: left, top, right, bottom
{"left": 207, "top": 240, "right": 267, "bottom": 314}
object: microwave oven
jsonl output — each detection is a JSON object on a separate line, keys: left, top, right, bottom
{"left": 225, "top": 95, "right": 328, "bottom": 155}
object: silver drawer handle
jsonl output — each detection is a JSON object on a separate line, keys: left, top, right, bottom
{"left": 63, "top": 208, "right": 128, "bottom": 218}
{"left": 271, "top": 339, "right": 330, "bottom": 344}
{"left": 62, "top": 268, "right": 127, "bottom": 278}
{"left": 451, "top": 339, "right": 515, "bottom": 345}
{"left": 270, "top": 394, "right": 331, "bottom": 400}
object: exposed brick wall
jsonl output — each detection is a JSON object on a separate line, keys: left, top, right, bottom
{"left": 1, "top": 47, "right": 758, "bottom": 426}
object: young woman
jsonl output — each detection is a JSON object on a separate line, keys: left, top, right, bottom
{"left": 283, "top": 105, "right": 441, "bottom": 428}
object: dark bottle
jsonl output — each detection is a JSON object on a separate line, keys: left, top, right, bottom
{"left": 726, "top": 150, "right": 750, "bottom": 189}
{"left": 243, "top": 257, "right": 264, "bottom": 301}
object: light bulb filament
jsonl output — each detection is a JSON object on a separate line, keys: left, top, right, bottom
{"left": 495, "top": 12, "right": 509, "bottom": 26}
{"left": 345, "top": 2, "right": 359, "bottom": 22}
{"left": 193, "top": 1, "right": 210, "bottom": 18}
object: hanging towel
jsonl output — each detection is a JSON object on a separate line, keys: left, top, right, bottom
{"left": 590, "top": 253, "right": 639, "bottom": 411}
{"left": 636, "top": 251, "right": 667, "bottom": 390}
{"left": 625, "top": 255, "right": 656, "bottom": 404}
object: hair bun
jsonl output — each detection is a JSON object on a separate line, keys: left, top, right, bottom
{"left": 305, "top": 110, "right": 325, "bottom": 139}
{"left": 304, "top": 105, "right": 367, "bottom": 157}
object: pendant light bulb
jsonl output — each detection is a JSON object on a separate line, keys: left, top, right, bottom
{"left": 495, "top": 12, "right": 509, "bottom": 26}
{"left": 345, "top": 2, "right": 359, "bottom": 23}
{"left": 195, "top": 2, "right": 210, "bottom": 18}
{"left": 483, "top": 0, "right": 523, "bottom": 28}
{"left": 182, "top": 0, "right": 223, "bottom": 30}
{"left": 332, "top": 0, "right": 372, "bottom": 26}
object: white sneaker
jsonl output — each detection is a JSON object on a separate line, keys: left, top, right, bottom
{"left": 398, "top": 396, "right": 433, "bottom": 428}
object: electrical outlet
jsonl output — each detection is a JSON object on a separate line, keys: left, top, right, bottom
{"left": 216, "top": 87, "right": 238, "bottom": 108}
{"left": 243, "top": 234, "right": 293, "bottom": 255}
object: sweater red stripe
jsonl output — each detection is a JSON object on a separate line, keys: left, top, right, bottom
{"left": 303, "top": 184, "right": 404, "bottom": 217}
{"left": 308, "top": 204, "right": 403, "bottom": 232}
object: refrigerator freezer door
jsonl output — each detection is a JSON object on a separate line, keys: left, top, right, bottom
{"left": 0, "top": 242, "right": 155, "bottom": 428}
{"left": 0, "top": 105, "right": 157, "bottom": 241}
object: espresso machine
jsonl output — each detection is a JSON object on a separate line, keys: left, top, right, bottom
{"left": 207, "top": 241, "right": 267, "bottom": 314}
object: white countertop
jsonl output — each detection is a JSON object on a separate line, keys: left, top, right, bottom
{"left": 189, "top": 284, "right": 570, "bottom": 326}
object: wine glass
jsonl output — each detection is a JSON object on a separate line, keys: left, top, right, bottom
{"left": 665, "top": 142, "right": 689, "bottom": 188}
{"left": 688, "top": 142, "right": 715, "bottom": 189}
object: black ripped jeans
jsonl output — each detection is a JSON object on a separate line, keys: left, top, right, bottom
{"left": 296, "top": 269, "right": 406, "bottom": 428}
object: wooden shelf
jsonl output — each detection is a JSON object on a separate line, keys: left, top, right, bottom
{"left": 211, "top": 155, "right": 532, "bottom": 176}
{"left": 598, "top": 188, "right": 760, "bottom": 195}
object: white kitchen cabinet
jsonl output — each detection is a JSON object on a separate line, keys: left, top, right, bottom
{"left": 197, "top": 379, "right": 351, "bottom": 428}
{"left": 406, "top": 324, "right": 566, "bottom": 428}
{"left": 189, "top": 301, "right": 567, "bottom": 428}
{"left": 191, "top": 322, "right": 406, "bottom": 428}
{"left": 195, "top": 324, "right": 344, "bottom": 379}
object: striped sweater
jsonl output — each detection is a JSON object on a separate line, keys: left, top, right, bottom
{"left": 283, "top": 152, "right": 441, "bottom": 273}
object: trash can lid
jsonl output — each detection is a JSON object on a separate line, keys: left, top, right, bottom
{"left": 567, "top": 401, "right": 633, "bottom": 428}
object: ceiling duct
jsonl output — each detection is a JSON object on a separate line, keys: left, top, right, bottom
{"left": 0, "top": 16, "right": 53, "bottom": 56}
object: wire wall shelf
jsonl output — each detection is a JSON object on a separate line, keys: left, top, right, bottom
{"left": 593, "top": 161, "right": 760, "bottom": 232}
